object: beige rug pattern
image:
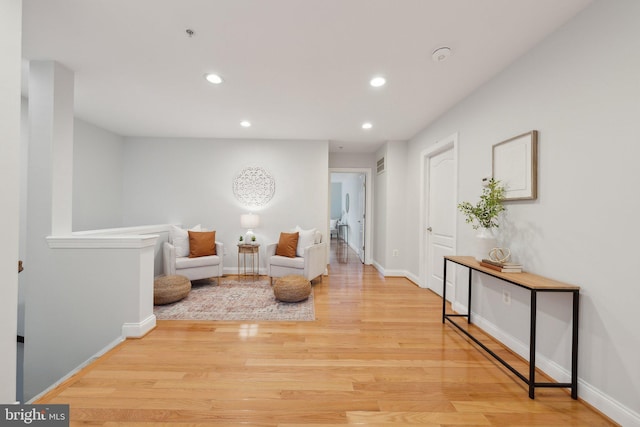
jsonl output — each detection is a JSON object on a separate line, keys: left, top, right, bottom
{"left": 154, "top": 277, "right": 315, "bottom": 321}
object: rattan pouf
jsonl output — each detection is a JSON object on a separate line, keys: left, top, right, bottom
{"left": 154, "top": 275, "right": 191, "bottom": 305}
{"left": 273, "top": 275, "right": 311, "bottom": 302}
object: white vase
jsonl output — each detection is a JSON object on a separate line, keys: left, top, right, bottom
{"left": 475, "top": 228, "right": 496, "bottom": 262}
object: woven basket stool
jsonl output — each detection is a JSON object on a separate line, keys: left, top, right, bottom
{"left": 273, "top": 275, "right": 312, "bottom": 302}
{"left": 154, "top": 275, "right": 191, "bottom": 305}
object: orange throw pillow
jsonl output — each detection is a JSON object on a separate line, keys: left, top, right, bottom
{"left": 275, "top": 232, "right": 299, "bottom": 258}
{"left": 188, "top": 230, "right": 216, "bottom": 257}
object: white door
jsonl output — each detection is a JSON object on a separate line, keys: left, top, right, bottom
{"left": 357, "top": 175, "right": 366, "bottom": 263}
{"left": 426, "top": 144, "right": 456, "bottom": 299}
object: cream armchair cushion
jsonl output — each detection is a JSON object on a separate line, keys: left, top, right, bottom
{"left": 163, "top": 226, "right": 223, "bottom": 281}
{"left": 294, "top": 226, "right": 318, "bottom": 257}
{"left": 267, "top": 230, "right": 327, "bottom": 284}
{"left": 170, "top": 224, "right": 200, "bottom": 257}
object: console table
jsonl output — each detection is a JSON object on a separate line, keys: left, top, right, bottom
{"left": 337, "top": 223, "right": 349, "bottom": 246}
{"left": 442, "top": 255, "right": 580, "bottom": 399}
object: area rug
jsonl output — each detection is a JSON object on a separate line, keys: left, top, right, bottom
{"left": 154, "top": 277, "right": 315, "bottom": 321}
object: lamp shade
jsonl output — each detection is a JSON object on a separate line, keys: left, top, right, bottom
{"left": 240, "top": 213, "right": 260, "bottom": 229}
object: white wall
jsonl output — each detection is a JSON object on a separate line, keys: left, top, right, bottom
{"left": 374, "top": 145, "right": 387, "bottom": 269}
{"left": 404, "top": 1, "right": 640, "bottom": 424}
{"left": 330, "top": 182, "right": 342, "bottom": 219}
{"left": 24, "top": 237, "right": 156, "bottom": 402}
{"left": 73, "top": 118, "right": 124, "bottom": 231}
{"left": 0, "top": 0, "right": 21, "bottom": 404}
{"left": 329, "top": 151, "right": 375, "bottom": 169}
{"left": 20, "top": 61, "right": 156, "bottom": 404}
{"left": 17, "top": 101, "right": 129, "bottom": 402}
{"left": 22, "top": 60, "right": 75, "bottom": 401}
{"left": 373, "top": 141, "right": 408, "bottom": 275}
{"left": 121, "top": 137, "right": 329, "bottom": 273}
{"left": 385, "top": 142, "right": 408, "bottom": 273}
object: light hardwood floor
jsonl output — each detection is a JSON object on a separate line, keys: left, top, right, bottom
{"left": 37, "top": 239, "right": 617, "bottom": 426}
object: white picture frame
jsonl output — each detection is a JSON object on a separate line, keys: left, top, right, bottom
{"left": 492, "top": 130, "right": 538, "bottom": 201}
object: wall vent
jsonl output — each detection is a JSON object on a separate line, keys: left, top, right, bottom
{"left": 376, "top": 157, "right": 386, "bottom": 174}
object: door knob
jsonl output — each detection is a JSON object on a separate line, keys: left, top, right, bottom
{"left": 427, "top": 227, "right": 433, "bottom": 232}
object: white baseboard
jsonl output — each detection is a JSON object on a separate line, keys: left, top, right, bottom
{"left": 372, "top": 260, "right": 384, "bottom": 275}
{"left": 382, "top": 269, "right": 407, "bottom": 277}
{"left": 27, "top": 336, "right": 124, "bottom": 403}
{"left": 122, "top": 314, "right": 156, "bottom": 338}
{"left": 371, "top": 261, "right": 409, "bottom": 278}
{"left": 449, "top": 302, "right": 639, "bottom": 427}
{"left": 405, "top": 271, "right": 421, "bottom": 286}
{"left": 580, "top": 382, "right": 640, "bottom": 427}
{"left": 370, "top": 261, "right": 422, "bottom": 287}
{"left": 451, "top": 301, "right": 467, "bottom": 317}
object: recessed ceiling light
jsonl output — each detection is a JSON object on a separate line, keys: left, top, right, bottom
{"left": 205, "top": 73, "right": 223, "bottom": 84}
{"left": 362, "top": 122, "right": 373, "bottom": 130}
{"left": 369, "top": 76, "right": 386, "bottom": 87}
{"left": 432, "top": 47, "right": 452, "bottom": 62}
{"left": 240, "top": 120, "right": 251, "bottom": 128}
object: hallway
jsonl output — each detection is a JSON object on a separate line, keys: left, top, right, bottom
{"left": 34, "top": 250, "right": 614, "bottom": 425}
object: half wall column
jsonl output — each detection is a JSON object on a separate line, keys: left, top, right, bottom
{"left": 24, "top": 60, "right": 74, "bottom": 401}
{"left": 28, "top": 60, "right": 74, "bottom": 236}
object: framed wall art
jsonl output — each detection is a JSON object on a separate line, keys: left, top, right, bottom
{"left": 492, "top": 130, "right": 538, "bottom": 201}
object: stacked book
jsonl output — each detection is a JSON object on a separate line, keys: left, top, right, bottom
{"left": 480, "top": 258, "right": 523, "bottom": 273}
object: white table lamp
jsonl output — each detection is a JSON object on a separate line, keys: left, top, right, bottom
{"left": 240, "top": 213, "right": 260, "bottom": 242}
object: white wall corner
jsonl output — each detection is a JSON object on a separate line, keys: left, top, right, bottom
{"left": 405, "top": 271, "right": 422, "bottom": 287}
{"left": 371, "top": 262, "right": 410, "bottom": 279}
{"left": 371, "top": 260, "right": 384, "bottom": 276}
{"left": 122, "top": 314, "right": 156, "bottom": 338}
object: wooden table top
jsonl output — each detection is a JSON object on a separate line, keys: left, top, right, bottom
{"left": 238, "top": 243, "right": 260, "bottom": 252}
{"left": 445, "top": 256, "right": 580, "bottom": 291}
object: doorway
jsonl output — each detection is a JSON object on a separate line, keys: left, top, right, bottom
{"left": 329, "top": 169, "right": 371, "bottom": 264}
{"left": 420, "top": 134, "right": 457, "bottom": 299}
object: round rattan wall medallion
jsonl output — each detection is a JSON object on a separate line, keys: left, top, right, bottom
{"left": 232, "top": 166, "right": 275, "bottom": 207}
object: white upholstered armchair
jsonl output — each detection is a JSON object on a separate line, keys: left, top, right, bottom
{"left": 163, "top": 225, "right": 224, "bottom": 281}
{"left": 267, "top": 228, "right": 327, "bottom": 285}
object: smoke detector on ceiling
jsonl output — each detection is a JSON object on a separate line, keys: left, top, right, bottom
{"left": 432, "top": 47, "right": 452, "bottom": 62}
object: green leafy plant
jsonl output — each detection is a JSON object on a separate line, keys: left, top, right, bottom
{"left": 251, "top": 235, "right": 256, "bottom": 242}
{"left": 239, "top": 235, "right": 244, "bottom": 242}
{"left": 457, "top": 179, "right": 506, "bottom": 229}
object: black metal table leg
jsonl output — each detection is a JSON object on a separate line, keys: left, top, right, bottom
{"left": 529, "top": 290, "right": 538, "bottom": 399}
{"left": 571, "top": 290, "right": 579, "bottom": 399}
{"left": 468, "top": 269, "right": 473, "bottom": 324}
{"left": 442, "top": 258, "right": 448, "bottom": 323}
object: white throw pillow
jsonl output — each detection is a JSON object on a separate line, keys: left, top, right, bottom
{"left": 294, "top": 225, "right": 317, "bottom": 257}
{"left": 170, "top": 224, "right": 201, "bottom": 257}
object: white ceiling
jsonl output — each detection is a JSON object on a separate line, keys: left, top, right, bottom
{"left": 21, "top": 0, "right": 592, "bottom": 153}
